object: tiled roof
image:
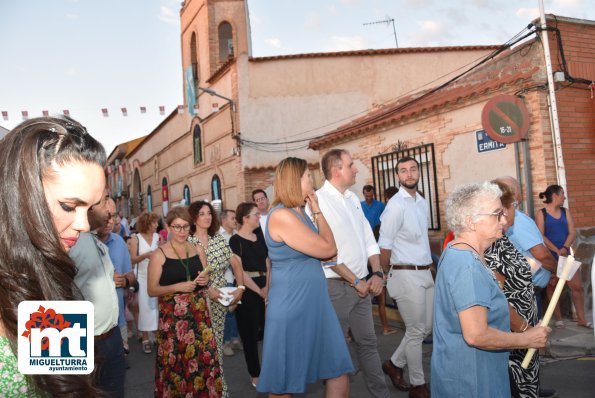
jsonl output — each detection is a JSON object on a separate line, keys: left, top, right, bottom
{"left": 250, "top": 45, "right": 500, "bottom": 62}
{"left": 309, "top": 64, "right": 542, "bottom": 150}
{"left": 206, "top": 58, "right": 236, "bottom": 84}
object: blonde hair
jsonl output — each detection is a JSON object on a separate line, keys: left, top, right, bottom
{"left": 272, "top": 157, "right": 308, "bottom": 208}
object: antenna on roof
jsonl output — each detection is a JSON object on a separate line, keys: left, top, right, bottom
{"left": 363, "top": 16, "right": 398, "bottom": 48}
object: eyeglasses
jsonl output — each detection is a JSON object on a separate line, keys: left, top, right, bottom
{"left": 170, "top": 224, "right": 191, "bottom": 232}
{"left": 475, "top": 208, "right": 507, "bottom": 222}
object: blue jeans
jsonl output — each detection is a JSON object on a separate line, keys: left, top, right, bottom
{"left": 95, "top": 326, "right": 126, "bottom": 397}
{"left": 223, "top": 282, "right": 240, "bottom": 343}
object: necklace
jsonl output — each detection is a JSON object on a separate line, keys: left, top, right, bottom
{"left": 452, "top": 241, "right": 501, "bottom": 288}
{"left": 170, "top": 242, "right": 191, "bottom": 281}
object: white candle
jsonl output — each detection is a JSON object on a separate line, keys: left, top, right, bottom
{"left": 521, "top": 249, "right": 575, "bottom": 368}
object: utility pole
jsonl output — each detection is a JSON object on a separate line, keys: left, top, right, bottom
{"left": 363, "top": 17, "right": 398, "bottom": 48}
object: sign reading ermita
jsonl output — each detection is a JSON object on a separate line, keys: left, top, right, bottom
{"left": 476, "top": 129, "right": 506, "bottom": 153}
{"left": 481, "top": 94, "right": 530, "bottom": 144}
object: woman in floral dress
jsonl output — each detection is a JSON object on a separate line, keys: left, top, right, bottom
{"left": 188, "top": 201, "right": 245, "bottom": 397}
{"left": 148, "top": 206, "right": 223, "bottom": 397}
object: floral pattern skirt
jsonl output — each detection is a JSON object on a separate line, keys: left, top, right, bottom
{"left": 155, "top": 292, "right": 223, "bottom": 398}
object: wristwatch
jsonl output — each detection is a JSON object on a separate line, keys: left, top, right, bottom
{"left": 371, "top": 270, "right": 384, "bottom": 279}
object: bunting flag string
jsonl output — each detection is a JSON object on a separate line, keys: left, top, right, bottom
{"left": 1, "top": 105, "right": 185, "bottom": 122}
{"left": 1, "top": 102, "right": 218, "bottom": 122}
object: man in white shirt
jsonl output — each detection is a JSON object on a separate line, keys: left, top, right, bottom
{"left": 252, "top": 189, "right": 270, "bottom": 231}
{"left": 317, "top": 149, "right": 391, "bottom": 398}
{"left": 378, "top": 156, "right": 433, "bottom": 398}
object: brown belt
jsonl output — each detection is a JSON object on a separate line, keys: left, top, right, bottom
{"left": 391, "top": 264, "right": 432, "bottom": 271}
{"left": 95, "top": 327, "right": 115, "bottom": 342}
{"left": 245, "top": 271, "right": 267, "bottom": 278}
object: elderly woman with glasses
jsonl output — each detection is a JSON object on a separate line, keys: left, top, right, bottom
{"left": 432, "top": 182, "right": 551, "bottom": 398}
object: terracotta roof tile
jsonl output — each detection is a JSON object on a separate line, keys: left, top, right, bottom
{"left": 309, "top": 65, "right": 542, "bottom": 149}
{"left": 250, "top": 45, "right": 500, "bottom": 62}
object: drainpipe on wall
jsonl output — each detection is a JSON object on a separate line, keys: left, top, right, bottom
{"left": 538, "top": 1, "right": 568, "bottom": 203}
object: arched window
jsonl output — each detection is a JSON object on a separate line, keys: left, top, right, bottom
{"left": 147, "top": 185, "right": 153, "bottom": 212}
{"left": 193, "top": 125, "right": 202, "bottom": 164}
{"left": 211, "top": 174, "right": 222, "bottom": 201}
{"left": 218, "top": 22, "right": 233, "bottom": 62}
{"left": 190, "top": 32, "right": 199, "bottom": 86}
{"left": 162, "top": 177, "right": 169, "bottom": 216}
{"left": 183, "top": 185, "right": 191, "bottom": 206}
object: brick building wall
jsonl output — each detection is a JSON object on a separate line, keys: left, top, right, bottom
{"left": 548, "top": 18, "right": 595, "bottom": 228}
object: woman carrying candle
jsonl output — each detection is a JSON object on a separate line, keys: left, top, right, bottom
{"left": 432, "top": 182, "right": 551, "bottom": 398}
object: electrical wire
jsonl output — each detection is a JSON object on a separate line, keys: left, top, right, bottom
{"left": 240, "top": 24, "right": 539, "bottom": 149}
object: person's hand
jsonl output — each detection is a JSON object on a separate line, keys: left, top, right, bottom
{"left": 354, "top": 280, "right": 369, "bottom": 298}
{"left": 195, "top": 272, "right": 209, "bottom": 286}
{"left": 177, "top": 281, "right": 197, "bottom": 293}
{"left": 558, "top": 247, "right": 569, "bottom": 257}
{"left": 261, "top": 285, "right": 269, "bottom": 300}
{"left": 367, "top": 275, "right": 384, "bottom": 296}
{"left": 208, "top": 287, "right": 221, "bottom": 300}
{"left": 522, "top": 323, "right": 551, "bottom": 349}
{"left": 113, "top": 272, "right": 127, "bottom": 288}
{"left": 305, "top": 192, "right": 321, "bottom": 213}
{"left": 230, "top": 288, "right": 244, "bottom": 305}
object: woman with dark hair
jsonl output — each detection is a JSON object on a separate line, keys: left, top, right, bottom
{"left": 0, "top": 116, "right": 106, "bottom": 396}
{"left": 128, "top": 211, "right": 162, "bottom": 353}
{"left": 147, "top": 206, "right": 223, "bottom": 397}
{"left": 535, "top": 185, "right": 589, "bottom": 329}
{"left": 188, "top": 200, "right": 245, "bottom": 397}
{"left": 485, "top": 180, "right": 541, "bottom": 397}
{"left": 229, "top": 202, "right": 271, "bottom": 388}
{"left": 257, "top": 157, "right": 352, "bottom": 397}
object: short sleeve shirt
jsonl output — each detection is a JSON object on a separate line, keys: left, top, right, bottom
{"left": 431, "top": 245, "right": 510, "bottom": 398}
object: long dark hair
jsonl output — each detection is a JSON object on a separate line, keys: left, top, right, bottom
{"left": 188, "top": 201, "right": 220, "bottom": 236}
{"left": 0, "top": 116, "right": 105, "bottom": 396}
{"left": 539, "top": 185, "right": 563, "bottom": 204}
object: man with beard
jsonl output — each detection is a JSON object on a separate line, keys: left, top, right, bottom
{"left": 378, "top": 156, "right": 433, "bottom": 398}
{"left": 316, "top": 149, "right": 390, "bottom": 398}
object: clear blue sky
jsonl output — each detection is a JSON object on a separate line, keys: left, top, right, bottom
{"left": 1, "top": 0, "right": 592, "bottom": 153}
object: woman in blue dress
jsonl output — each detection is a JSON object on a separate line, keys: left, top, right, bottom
{"left": 432, "top": 182, "right": 551, "bottom": 398}
{"left": 257, "top": 157, "right": 353, "bottom": 397}
{"left": 535, "top": 185, "right": 590, "bottom": 329}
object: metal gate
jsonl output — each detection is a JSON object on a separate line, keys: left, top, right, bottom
{"left": 371, "top": 143, "right": 440, "bottom": 230}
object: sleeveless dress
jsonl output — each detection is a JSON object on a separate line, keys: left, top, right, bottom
{"left": 257, "top": 205, "right": 353, "bottom": 394}
{"left": 137, "top": 233, "right": 159, "bottom": 332}
{"left": 542, "top": 207, "right": 569, "bottom": 260}
{"left": 154, "top": 253, "right": 223, "bottom": 397}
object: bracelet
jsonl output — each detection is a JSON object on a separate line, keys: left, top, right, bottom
{"left": 520, "top": 319, "right": 529, "bottom": 332}
{"left": 352, "top": 278, "right": 360, "bottom": 288}
{"left": 237, "top": 285, "right": 246, "bottom": 290}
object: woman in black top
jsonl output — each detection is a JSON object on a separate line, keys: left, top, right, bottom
{"left": 147, "top": 207, "right": 223, "bottom": 397}
{"left": 229, "top": 202, "right": 271, "bottom": 388}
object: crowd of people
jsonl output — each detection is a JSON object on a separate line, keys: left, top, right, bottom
{"left": 1, "top": 115, "right": 589, "bottom": 398}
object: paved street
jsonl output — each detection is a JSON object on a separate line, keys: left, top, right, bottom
{"left": 124, "top": 307, "right": 594, "bottom": 397}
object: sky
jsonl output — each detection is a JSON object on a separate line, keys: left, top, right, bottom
{"left": 1, "top": 0, "right": 593, "bottom": 154}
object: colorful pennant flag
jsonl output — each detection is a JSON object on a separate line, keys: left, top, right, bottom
{"left": 102, "top": 108, "right": 109, "bottom": 117}
{"left": 159, "top": 106, "right": 165, "bottom": 115}
{"left": 140, "top": 106, "right": 147, "bottom": 114}
{"left": 177, "top": 105, "right": 184, "bottom": 114}
{"left": 121, "top": 107, "right": 128, "bottom": 117}
{"left": 2, "top": 111, "right": 8, "bottom": 121}
{"left": 21, "top": 111, "right": 29, "bottom": 120}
